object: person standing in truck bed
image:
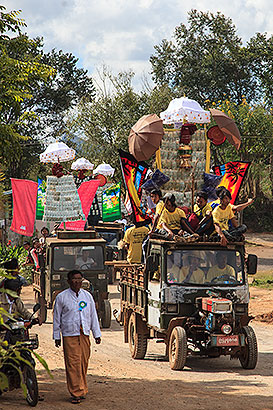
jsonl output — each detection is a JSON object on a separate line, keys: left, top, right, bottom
{"left": 123, "top": 224, "right": 149, "bottom": 263}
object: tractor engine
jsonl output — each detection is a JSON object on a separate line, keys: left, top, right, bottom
{"left": 198, "top": 297, "right": 234, "bottom": 335}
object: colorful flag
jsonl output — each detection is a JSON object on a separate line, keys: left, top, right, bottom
{"left": 59, "top": 179, "right": 100, "bottom": 230}
{"left": 36, "top": 178, "right": 46, "bottom": 220}
{"left": 102, "top": 183, "right": 121, "bottom": 222}
{"left": 10, "top": 179, "right": 38, "bottom": 236}
{"left": 213, "top": 161, "right": 251, "bottom": 204}
{"left": 119, "top": 149, "right": 151, "bottom": 226}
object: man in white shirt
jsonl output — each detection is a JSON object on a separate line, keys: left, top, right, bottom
{"left": 53, "top": 270, "right": 101, "bottom": 404}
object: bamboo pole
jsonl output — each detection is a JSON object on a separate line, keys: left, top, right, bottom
{"left": 155, "top": 148, "right": 162, "bottom": 171}
{"left": 205, "top": 123, "right": 211, "bottom": 173}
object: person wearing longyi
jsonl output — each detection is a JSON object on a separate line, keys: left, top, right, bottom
{"left": 53, "top": 270, "right": 101, "bottom": 404}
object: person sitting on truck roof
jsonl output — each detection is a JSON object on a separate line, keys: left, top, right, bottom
{"left": 160, "top": 193, "right": 198, "bottom": 240}
{"left": 190, "top": 191, "right": 214, "bottom": 237}
{"left": 206, "top": 251, "right": 235, "bottom": 283}
{"left": 212, "top": 187, "right": 247, "bottom": 246}
{"left": 123, "top": 223, "right": 149, "bottom": 264}
{"left": 149, "top": 189, "right": 164, "bottom": 232}
{"left": 75, "top": 248, "right": 96, "bottom": 270}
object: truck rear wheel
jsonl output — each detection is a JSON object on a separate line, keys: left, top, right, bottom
{"left": 239, "top": 326, "right": 258, "bottom": 369}
{"left": 101, "top": 300, "right": 112, "bottom": 328}
{"left": 169, "top": 326, "right": 187, "bottom": 370}
{"left": 128, "top": 313, "right": 147, "bottom": 359}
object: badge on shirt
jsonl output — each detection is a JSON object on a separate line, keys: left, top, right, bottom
{"left": 79, "top": 301, "right": 87, "bottom": 311}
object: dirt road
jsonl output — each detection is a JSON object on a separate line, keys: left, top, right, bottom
{"left": 1, "top": 241, "right": 273, "bottom": 410}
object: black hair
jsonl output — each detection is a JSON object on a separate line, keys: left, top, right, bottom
{"left": 150, "top": 189, "right": 162, "bottom": 199}
{"left": 4, "top": 277, "right": 22, "bottom": 291}
{"left": 32, "top": 237, "right": 39, "bottom": 244}
{"left": 196, "top": 191, "right": 208, "bottom": 201}
{"left": 67, "top": 270, "right": 83, "bottom": 281}
{"left": 41, "top": 227, "right": 49, "bottom": 234}
{"left": 216, "top": 186, "right": 232, "bottom": 200}
{"left": 3, "top": 258, "right": 19, "bottom": 271}
{"left": 23, "top": 241, "right": 30, "bottom": 246}
{"left": 163, "top": 193, "right": 176, "bottom": 205}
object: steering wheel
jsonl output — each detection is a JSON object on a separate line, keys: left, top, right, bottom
{"left": 210, "top": 274, "right": 238, "bottom": 284}
{"left": 80, "top": 263, "right": 92, "bottom": 270}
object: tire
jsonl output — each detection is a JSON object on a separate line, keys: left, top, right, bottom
{"left": 128, "top": 313, "right": 147, "bottom": 359}
{"left": 101, "top": 300, "right": 112, "bottom": 328}
{"left": 239, "top": 326, "right": 258, "bottom": 369}
{"left": 22, "top": 365, "right": 39, "bottom": 407}
{"left": 168, "top": 326, "right": 187, "bottom": 370}
{"left": 38, "top": 295, "right": 47, "bottom": 323}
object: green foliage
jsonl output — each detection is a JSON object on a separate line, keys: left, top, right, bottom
{"left": 150, "top": 9, "right": 273, "bottom": 105}
{"left": 0, "top": 242, "right": 25, "bottom": 265}
{"left": 250, "top": 275, "right": 273, "bottom": 289}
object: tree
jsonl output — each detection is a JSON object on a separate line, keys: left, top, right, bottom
{"left": 66, "top": 68, "right": 150, "bottom": 180}
{"left": 0, "top": 6, "right": 95, "bottom": 183}
{"left": 150, "top": 10, "right": 273, "bottom": 105}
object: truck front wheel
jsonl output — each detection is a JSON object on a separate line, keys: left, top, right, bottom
{"left": 128, "top": 313, "right": 147, "bottom": 359}
{"left": 239, "top": 326, "right": 258, "bottom": 369}
{"left": 169, "top": 326, "right": 187, "bottom": 370}
{"left": 101, "top": 300, "right": 112, "bottom": 328}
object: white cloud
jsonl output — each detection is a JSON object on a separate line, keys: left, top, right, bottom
{"left": 2, "top": 0, "right": 273, "bottom": 88}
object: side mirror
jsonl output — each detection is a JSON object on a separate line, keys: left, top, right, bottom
{"left": 247, "top": 254, "right": 257, "bottom": 275}
{"left": 33, "top": 303, "right": 41, "bottom": 313}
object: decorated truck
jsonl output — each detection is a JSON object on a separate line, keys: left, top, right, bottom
{"left": 33, "top": 230, "right": 112, "bottom": 327}
{"left": 118, "top": 238, "right": 258, "bottom": 370}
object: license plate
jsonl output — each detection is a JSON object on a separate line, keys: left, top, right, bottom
{"left": 216, "top": 335, "right": 239, "bottom": 346}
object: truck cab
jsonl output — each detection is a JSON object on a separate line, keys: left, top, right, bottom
{"left": 119, "top": 239, "right": 258, "bottom": 370}
{"left": 33, "top": 230, "right": 112, "bottom": 328}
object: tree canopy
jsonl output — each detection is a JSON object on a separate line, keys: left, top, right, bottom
{"left": 150, "top": 10, "right": 273, "bottom": 105}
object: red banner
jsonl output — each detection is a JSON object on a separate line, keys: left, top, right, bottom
{"left": 213, "top": 162, "right": 250, "bottom": 204}
{"left": 59, "top": 179, "right": 100, "bottom": 231}
{"left": 10, "top": 179, "right": 38, "bottom": 236}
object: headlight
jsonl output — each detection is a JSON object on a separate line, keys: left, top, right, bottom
{"left": 98, "top": 274, "right": 106, "bottom": 280}
{"left": 221, "top": 324, "right": 232, "bottom": 335}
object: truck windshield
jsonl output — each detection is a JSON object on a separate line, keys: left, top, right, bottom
{"left": 53, "top": 245, "right": 104, "bottom": 271}
{"left": 99, "top": 231, "right": 118, "bottom": 246}
{"left": 166, "top": 249, "right": 244, "bottom": 286}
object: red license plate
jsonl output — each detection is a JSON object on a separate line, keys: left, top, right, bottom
{"left": 216, "top": 335, "right": 239, "bottom": 347}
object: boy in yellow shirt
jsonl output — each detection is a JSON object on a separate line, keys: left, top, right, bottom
{"left": 212, "top": 187, "right": 247, "bottom": 246}
{"left": 123, "top": 224, "right": 149, "bottom": 263}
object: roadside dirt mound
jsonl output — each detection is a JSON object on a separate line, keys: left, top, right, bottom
{"left": 255, "top": 311, "right": 273, "bottom": 324}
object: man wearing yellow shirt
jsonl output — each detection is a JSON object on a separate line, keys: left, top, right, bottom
{"left": 160, "top": 193, "right": 197, "bottom": 239}
{"left": 150, "top": 190, "right": 165, "bottom": 232}
{"left": 206, "top": 252, "right": 235, "bottom": 282}
{"left": 212, "top": 187, "right": 247, "bottom": 246}
{"left": 123, "top": 224, "right": 149, "bottom": 263}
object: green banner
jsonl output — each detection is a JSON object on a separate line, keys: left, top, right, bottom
{"left": 102, "top": 183, "right": 121, "bottom": 222}
{"left": 36, "top": 178, "right": 46, "bottom": 220}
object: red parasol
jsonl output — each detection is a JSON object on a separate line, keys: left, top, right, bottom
{"left": 210, "top": 109, "right": 241, "bottom": 150}
{"left": 128, "top": 114, "right": 164, "bottom": 162}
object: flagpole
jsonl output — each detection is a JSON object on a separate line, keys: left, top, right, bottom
{"left": 205, "top": 124, "right": 211, "bottom": 173}
{"left": 155, "top": 148, "right": 162, "bottom": 171}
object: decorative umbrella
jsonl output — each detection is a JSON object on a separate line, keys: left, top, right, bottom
{"left": 210, "top": 109, "right": 241, "bottom": 150}
{"left": 71, "top": 158, "right": 94, "bottom": 170}
{"left": 40, "top": 141, "right": 75, "bottom": 163}
{"left": 160, "top": 97, "right": 211, "bottom": 125}
{"left": 93, "top": 163, "right": 115, "bottom": 177}
{"left": 128, "top": 114, "right": 164, "bottom": 162}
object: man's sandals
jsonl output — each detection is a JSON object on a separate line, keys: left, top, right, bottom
{"left": 71, "top": 395, "right": 85, "bottom": 404}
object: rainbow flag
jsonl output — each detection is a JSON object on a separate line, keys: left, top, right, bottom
{"left": 213, "top": 161, "right": 250, "bottom": 204}
{"left": 119, "top": 150, "right": 151, "bottom": 226}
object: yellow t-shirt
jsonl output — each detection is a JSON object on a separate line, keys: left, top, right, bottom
{"left": 193, "top": 202, "right": 212, "bottom": 219}
{"left": 212, "top": 204, "right": 234, "bottom": 231}
{"left": 179, "top": 267, "right": 204, "bottom": 284}
{"left": 155, "top": 200, "right": 165, "bottom": 229}
{"left": 161, "top": 207, "right": 186, "bottom": 231}
{"left": 206, "top": 264, "right": 235, "bottom": 282}
{"left": 123, "top": 225, "right": 149, "bottom": 263}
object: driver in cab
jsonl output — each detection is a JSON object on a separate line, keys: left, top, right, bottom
{"left": 75, "top": 248, "right": 96, "bottom": 270}
{"left": 206, "top": 252, "right": 235, "bottom": 282}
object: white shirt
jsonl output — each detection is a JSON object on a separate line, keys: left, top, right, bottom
{"left": 75, "top": 257, "right": 95, "bottom": 270}
{"left": 53, "top": 288, "right": 101, "bottom": 340}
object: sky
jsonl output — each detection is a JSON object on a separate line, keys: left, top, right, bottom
{"left": 1, "top": 0, "right": 273, "bottom": 90}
